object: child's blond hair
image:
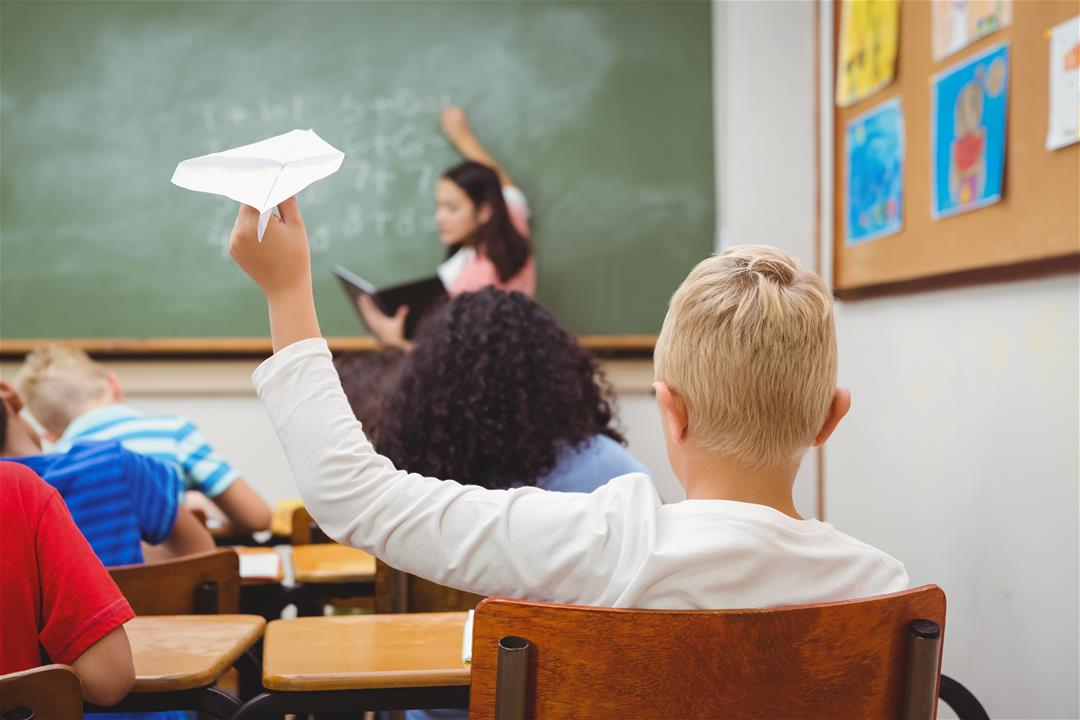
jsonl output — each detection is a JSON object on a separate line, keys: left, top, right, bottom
{"left": 15, "top": 345, "right": 111, "bottom": 437}
{"left": 654, "top": 245, "right": 837, "bottom": 468}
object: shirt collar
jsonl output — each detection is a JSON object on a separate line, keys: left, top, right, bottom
{"left": 57, "top": 403, "right": 141, "bottom": 447}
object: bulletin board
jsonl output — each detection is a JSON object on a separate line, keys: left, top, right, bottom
{"left": 832, "top": 0, "right": 1079, "bottom": 295}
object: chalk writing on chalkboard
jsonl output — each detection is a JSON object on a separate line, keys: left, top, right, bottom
{"left": 199, "top": 88, "right": 450, "bottom": 258}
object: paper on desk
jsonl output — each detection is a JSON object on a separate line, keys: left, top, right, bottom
{"left": 239, "top": 551, "right": 281, "bottom": 580}
{"left": 171, "top": 129, "right": 345, "bottom": 239}
{"left": 461, "top": 609, "right": 475, "bottom": 664}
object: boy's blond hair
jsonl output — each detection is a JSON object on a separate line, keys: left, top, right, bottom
{"left": 654, "top": 245, "right": 837, "bottom": 468}
{"left": 15, "top": 345, "right": 111, "bottom": 437}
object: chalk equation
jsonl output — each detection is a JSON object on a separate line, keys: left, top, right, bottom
{"left": 199, "top": 87, "right": 450, "bottom": 257}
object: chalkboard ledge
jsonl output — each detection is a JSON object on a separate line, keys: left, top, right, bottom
{"left": 0, "top": 335, "right": 657, "bottom": 359}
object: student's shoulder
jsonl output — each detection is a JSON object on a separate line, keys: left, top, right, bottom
{"left": 0, "top": 461, "right": 60, "bottom": 507}
{"left": 66, "top": 439, "right": 176, "bottom": 481}
{"left": 65, "top": 438, "right": 129, "bottom": 463}
{"left": 821, "top": 524, "right": 908, "bottom": 579}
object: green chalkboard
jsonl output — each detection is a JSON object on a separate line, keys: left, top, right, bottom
{"left": 0, "top": 1, "right": 714, "bottom": 344}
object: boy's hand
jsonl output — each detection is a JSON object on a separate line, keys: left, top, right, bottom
{"left": 228, "top": 196, "right": 322, "bottom": 352}
{"left": 229, "top": 197, "right": 311, "bottom": 297}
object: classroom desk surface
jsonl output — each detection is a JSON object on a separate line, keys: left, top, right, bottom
{"left": 291, "top": 544, "right": 377, "bottom": 584}
{"left": 127, "top": 615, "right": 266, "bottom": 692}
{"left": 263, "top": 612, "right": 470, "bottom": 691}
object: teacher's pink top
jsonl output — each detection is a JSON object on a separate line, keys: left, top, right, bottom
{"left": 444, "top": 186, "right": 536, "bottom": 297}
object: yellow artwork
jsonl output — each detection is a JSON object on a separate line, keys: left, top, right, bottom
{"left": 836, "top": 0, "right": 900, "bottom": 107}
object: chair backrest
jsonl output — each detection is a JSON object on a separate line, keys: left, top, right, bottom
{"left": 373, "top": 559, "right": 485, "bottom": 614}
{"left": 469, "top": 585, "right": 946, "bottom": 720}
{"left": 0, "top": 664, "right": 83, "bottom": 720}
{"left": 109, "top": 548, "right": 240, "bottom": 614}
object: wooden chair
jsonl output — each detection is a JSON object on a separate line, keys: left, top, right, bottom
{"left": 374, "top": 558, "right": 484, "bottom": 614}
{"left": 0, "top": 664, "right": 83, "bottom": 720}
{"left": 289, "top": 506, "right": 333, "bottom": 545}
{"left": 109, "top": 549, "right": 240, "bottom": 615}
{"left": 469, "top": 585, "right": 948, "bottom": 720}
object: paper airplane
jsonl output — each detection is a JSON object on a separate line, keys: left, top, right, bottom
{"left": 171, "top": 129, "right": 345, "bottom": 239}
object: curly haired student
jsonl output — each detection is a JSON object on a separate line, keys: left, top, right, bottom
{"left": 355, "top": 287, "right": 647, "bottom": 493}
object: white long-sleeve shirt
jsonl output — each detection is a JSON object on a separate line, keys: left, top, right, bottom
{"left": 253, "top": 338, "right": 908, "bottom": 609}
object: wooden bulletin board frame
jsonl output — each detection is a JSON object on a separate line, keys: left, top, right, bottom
{"left": 832, "top": 0, "right": 1079, "bottom": 297}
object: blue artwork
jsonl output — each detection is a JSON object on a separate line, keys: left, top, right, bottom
{"left": 845, "top": 97, "right": 904, "bottom": 245}
{"left": 931, "top": 42, "right": 1009, "bottom": 219}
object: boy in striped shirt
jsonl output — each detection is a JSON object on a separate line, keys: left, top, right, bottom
{"left": 2, "top": 381, "right": 214, "bottom": 566}
{"left": 14, "top": 345, "right": 271, "bottom": 533}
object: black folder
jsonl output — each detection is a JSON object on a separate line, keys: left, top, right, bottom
{"left": 332, "top": 265, "right": 448, "bottom": 340}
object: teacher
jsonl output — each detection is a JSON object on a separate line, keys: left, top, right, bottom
{"left": 358, "top": 105, "right": 535, "bottom": 350}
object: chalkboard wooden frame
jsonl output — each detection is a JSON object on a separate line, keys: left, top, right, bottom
{"left": 0, "top": 335, "right": 657, "bottom": 359}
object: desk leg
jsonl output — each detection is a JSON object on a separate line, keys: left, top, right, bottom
{"left": 85, "top": 686, "right": 241, "bottom": 719}
{"left": 232, "top": 687, "right": 469, "bottom": 719}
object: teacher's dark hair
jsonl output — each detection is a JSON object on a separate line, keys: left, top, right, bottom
{"left": 443, "top": 161, "right": 531, "bottom": 283}
{"left": 375, "top": 288, "right": 624, "bottom": 490}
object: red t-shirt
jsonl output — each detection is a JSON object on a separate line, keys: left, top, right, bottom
{"left": 0, "top": 462, "right": 135, "bottom": 673}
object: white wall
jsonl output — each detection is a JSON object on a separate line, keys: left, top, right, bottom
{"left": 813, "top": 1, "right": 1080, "bottom": 716}
{"left": 828, "top": 277, "right": 1080, "bottom": 718}
{"left": 716, "top": 0, "right": 821, "bottom": 518}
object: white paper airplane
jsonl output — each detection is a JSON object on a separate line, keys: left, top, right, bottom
{"left": 171, "top": 128, "right": 345, "bottom": 239}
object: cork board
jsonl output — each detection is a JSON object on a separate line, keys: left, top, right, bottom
{"left": 833, "top": 0, "right": 1080, "bottom": 293}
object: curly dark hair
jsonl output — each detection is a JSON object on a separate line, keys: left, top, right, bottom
{"left": 375, "top": 288, "right": 624, "bottom": 490}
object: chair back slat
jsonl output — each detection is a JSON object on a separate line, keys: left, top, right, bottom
{"left": 374, "top": 559, "right": 484, "bottom": 614}
{"left": 0, "top": 664, "right": 83, "bottom": 720}
{"left": 109, "top": 548, "right": 240, "bottom": 615}
{"left": 470, "top": 585, "right": 946, "bottom": 720}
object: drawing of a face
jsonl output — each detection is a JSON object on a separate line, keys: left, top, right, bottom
{"left": 955, "top": 80, "right": 984, "bottom": 136}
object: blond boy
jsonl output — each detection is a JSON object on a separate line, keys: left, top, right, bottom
{"left": 16, "top": 347, "right": 271, "bottom": 533}
{"left": 232, "top": 198, "right": 906, "bottom": 608}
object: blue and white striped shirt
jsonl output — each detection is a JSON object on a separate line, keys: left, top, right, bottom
{"left": 54, "top": 404, "right": 238, "bottom": 497}
{"left": 8, "top": 440, "right": 181, "bottom": 567}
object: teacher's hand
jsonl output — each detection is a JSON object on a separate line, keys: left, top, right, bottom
{"left": 358, "top": 295, "right": 413, "bottom": 351}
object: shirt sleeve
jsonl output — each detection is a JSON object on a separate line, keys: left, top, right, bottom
{"left": 36, "top": 490, "right": 135, "bottom": 665}
{"left": 120, "top": 449, "right": 182, "bottom": 544}
{"left": 502, "top": 186, "right": 530, "bottom": 238}
{"left": 175, "top": 423, "right": 238, "bottom": 497}
{"left": 252, "top": 337, "right": 661, "bottom": 605}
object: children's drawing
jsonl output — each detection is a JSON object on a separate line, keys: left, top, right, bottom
{"left": 932, "top": 0, "right": 1012, "bottom": 61}
{"left": 1047, "top": 15, "right": 1080, "bottom": 151}
{"left": 836, "top": 0, "right": 899, "bottom": 107}
{"left": 845, "top": 97, "right": 904, "bottom": 245}
{"left": 931, "top": 43, "right": 1008, "bottom": 220}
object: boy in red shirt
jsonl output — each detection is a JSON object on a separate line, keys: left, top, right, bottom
{"left": 0, "top": 457, "right": 136, "bottom": 707}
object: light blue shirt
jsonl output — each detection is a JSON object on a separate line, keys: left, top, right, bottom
{"left": 53, "top": 404, "right": 238, "bottom": 497}
{"left": 536, "top": 434, "right": 650, "bottom": 494}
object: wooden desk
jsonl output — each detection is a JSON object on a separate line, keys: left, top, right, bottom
{"left": 270, "top": 499, "right": 305, "bottom": 538}
{"left": 85, "top": 614, "right": 266, "bottom": 719}
{"left": 292, "top": 543, "right": 376, "bottom": 584}
{"left": 232, "top": 612, "right": 470, "bottom": 718}
{"left": 128, "top": 615, "right": 265, "bottom": 692}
